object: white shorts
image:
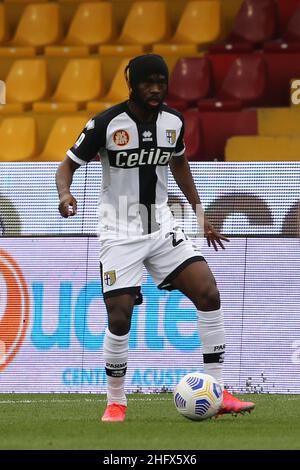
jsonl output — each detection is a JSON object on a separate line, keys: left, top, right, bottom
{"left": 99, "top": 226, "right": 205, "bottom": 304}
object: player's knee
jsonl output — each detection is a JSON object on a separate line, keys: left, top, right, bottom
{"left": 106, "top": 302, "right": 132, "bottom": 335}
{"left": 195, "top": 284, "right": 220, "bottom": 311}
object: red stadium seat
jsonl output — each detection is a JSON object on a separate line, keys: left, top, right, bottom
{"left": 209, "top": 0, "right": 278, "bottom": 53}
{"left": 208, "top": 53, "right": 240, "bottom": 90}
{"left": 166, "top": 57, "right": 212, "bottom": 112}
{"left": 284, "top": 3, "right": 300, "bottom": 42}
{"left": 220, "top": 55, "right": 267, "bottom": 102}
{"left": 264, "top": 3, "right": 300, "bottom": 52}
{"left": 276, "top": 0, "right": 300, "bottom": 35}
{"left": 183, "top": 109, "right": 204, "bottom": 161}
{"left": 198, "top": 109, "right": 258, "bottom": 160}
{"left": 198, "top": 54, "right": 267, "bottom": 110}
{"left": 198, "top": 99, "right": 243, "bottom": 111}
{"left": 182, "top": 109, "right": 258, "bottom": 160}
{"left": 264, "top": 52, "right": 300, "bottom": 106}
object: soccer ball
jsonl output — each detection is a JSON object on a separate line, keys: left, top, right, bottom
{"left": 174, "top": 372, "right": 223, "bottom": 420}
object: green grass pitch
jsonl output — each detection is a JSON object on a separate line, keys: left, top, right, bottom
{"left": 0, "top": 394, "right": 299, "bottom": 450}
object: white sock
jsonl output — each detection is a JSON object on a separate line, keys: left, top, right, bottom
{"left": 197, "top": 308, "right": 225, "bottom": 388}
{"left": 103, "top": 327, "right": 129, "bottom": 406}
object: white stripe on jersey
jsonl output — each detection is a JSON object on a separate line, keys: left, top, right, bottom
{"left": 156, "top": 111, "right": 183, "bottom": 148}
{"left": 67, "top": 149, "right": 86, "bottom": 166}
{"left": 173, "top": 147, "right": 186, "bottom": 157}
{"left": 67, "top": 102, "right": 185, "bottom": 239}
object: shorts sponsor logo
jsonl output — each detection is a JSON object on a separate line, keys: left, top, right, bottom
{"left": 113, "top": 130, "right": 130, "bottom": 146}
{"left": 0, "top": 249, "right": 30, "bottom": 371}
{"left": 104, "top": 270, "right": 116, "bottom": 286}
{"left": 166, "top": 129, "right": 176, "bottom": 145}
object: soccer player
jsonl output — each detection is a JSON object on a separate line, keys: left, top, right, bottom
{"left": 56, "top": 54, "right": 255, "bottom": 422}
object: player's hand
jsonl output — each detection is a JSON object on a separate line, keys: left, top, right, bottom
{"left": 58, "top": 193, "right": 77, "bottom": 218}
{"left": 204, "top": 218, "right": 230, "bottom": 251}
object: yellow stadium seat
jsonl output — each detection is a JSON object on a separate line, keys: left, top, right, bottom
{"left": 119, "top": 1, "right": 169, "bottom": 45}
{"left": 100, "top": 1, "right": 169, "bottom": 55}
{"left": 64, "top": 2, "right": 114, "bottom": 48}
{"left": 0, "top": 4, "right": 9, "bottom": 45}
{"left": 33, "top": 102, "right": 81, "bottom": 113}
{"left": 86, "top": 58, "right": 129, "bottom": 114}
{"left": 33, "top": 59, "right": 102, "bottom": 113}
{"left": 0, "top": 47, "right": 36, "bottom": 58}
{"left": 3, "top": 59, "right": 49, "bottom": 112}
{"left": 10, "top": 3, "right": 62, "bottom": 51}
{"left": 225, "top": 136, "right": 300, "bottom": 161}
{"left": 0, "top": 117, "right": 37, "bottom": 162}
{"left": 46, "top": 2, "right": 114, "bottom": 57}
{"left": 152, "top": 44, "right": 199, "bottom": 56}
{"left": 58, "top": 0, "right": 100, "bottom": 3}
{"left": 37, "top": 116, "right": 88, "bottom": 162}
{"left": 0, "top": 103, "right": 25, "bottom": 114}
{"left": 258, "top": 108, "right": 300, "bottom": 136}
{"left": 4, "top": 1, "right": 48, "bottom": 3}
{"left": 45, "top": 46, "right": 89, "bottom": 58}
{"left": 99, "top": 44, "right": 144, "bottom": 57}
{"left": 154, "top": 1, "right": 221, "bottom": 54}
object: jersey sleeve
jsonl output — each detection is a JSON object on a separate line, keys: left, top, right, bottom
{"left": 173, "top": 115, "right": 186, "bottom": 157}
{"left": 67, "top": 116, "right": 106, "bottom": 165}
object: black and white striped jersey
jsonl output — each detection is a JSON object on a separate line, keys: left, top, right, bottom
{"left": 67, "top": 101, "right": 185, "bottom": 238}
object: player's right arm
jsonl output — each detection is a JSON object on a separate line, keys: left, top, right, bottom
{"left": 56, "top": 115, "right": 106, "bottom": 218}
{"left": 56, "top": 156, "right": 80, "bottom": 218}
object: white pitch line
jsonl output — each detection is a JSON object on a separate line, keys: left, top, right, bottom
{"left": 0, "top": 395, "right": 297, "bottom": 405}
{"left": 0, "top": 397, "right": 171, "bottom": 405}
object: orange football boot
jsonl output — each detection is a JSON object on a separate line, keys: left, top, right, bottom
{"left": 101, "top": 403, "right": 127, "bottom": 422}
{"left": 217, "top": 390, "right": 255, "bottom": 416}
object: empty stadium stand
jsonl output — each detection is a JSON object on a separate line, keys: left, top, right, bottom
{"left": 166, "top": 57, "right": 212, "bottom": 111}
{"left": 210, "top": 0, "right": 278, "bottom": 53}
{"left": 1, "top": 0, "right": 300, "bottom": 162}
{"left": 0, "top": 117, "right": 37, "bottom": 161}
{"left": 36, "top": 115, "right": 88, "bottom": 161}
{"left": 153, "top": 1, "right": 221, "bottom": 56}
{"left": 1, "top": 59, "right": 49, "bottom": 113}
{"left": 33, "top": 58, "right": 102, "bottom": 112}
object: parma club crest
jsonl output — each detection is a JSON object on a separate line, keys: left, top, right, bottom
{"left": 166, "top": 129, "right": 176, "bottom": 145}
{"left": 104, "top": 270, "right": 116, "bottom": 286}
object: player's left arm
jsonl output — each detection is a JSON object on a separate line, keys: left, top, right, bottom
{"left": 169, "top": 154, "right": 229, "bottom": 251}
